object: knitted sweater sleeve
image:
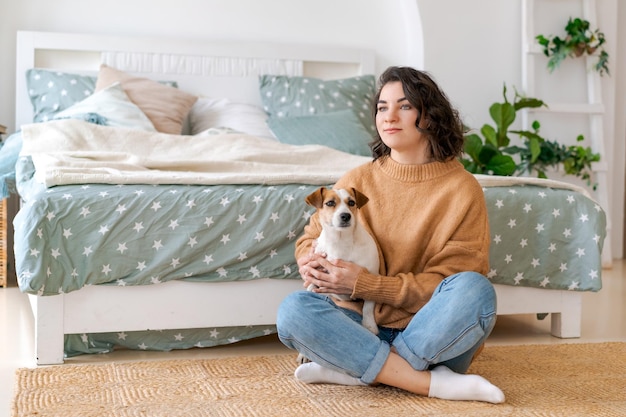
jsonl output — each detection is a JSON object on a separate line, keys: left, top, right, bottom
{"left": 294, "top": 210, "right": 322, "bottom": 260}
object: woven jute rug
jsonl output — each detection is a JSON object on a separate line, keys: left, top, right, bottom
{"left": 11, "top": 342, "right": 626, "bottom": 417}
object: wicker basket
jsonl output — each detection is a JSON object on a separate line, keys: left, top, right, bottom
{"left": 0, "top": 199, "right": 7, "bottom": 287}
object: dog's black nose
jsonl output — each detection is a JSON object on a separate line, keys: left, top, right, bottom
{"left": 340, "top": 213, "right": 351, "bottom": 223}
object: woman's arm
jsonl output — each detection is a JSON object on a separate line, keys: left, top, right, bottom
{"left": 294, "top": 211, "right": 325, "bottom": 289}
{"left": 295, "top": 211, "right": 321, "bottom": 260}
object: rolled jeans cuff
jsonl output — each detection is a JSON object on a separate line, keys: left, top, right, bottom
{"left": 360, "top": 340, "right": 391, "bottom": 384}
{"left": 392, "top": 333, "right": 429, "bottom": 370}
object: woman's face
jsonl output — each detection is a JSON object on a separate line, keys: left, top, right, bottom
{"left": 375, "top": 81, "right": 429, "bottom": 164}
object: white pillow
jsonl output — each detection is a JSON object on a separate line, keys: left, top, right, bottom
{"left": 54, "top": 82, "right": 156, "bottom": 131}
{"left": 189, "top": 97, "right": 275, "bottom": 139}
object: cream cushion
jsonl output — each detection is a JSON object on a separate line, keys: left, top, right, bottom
{"left": 95, "top": 64, "right": 197, "bottom": 134}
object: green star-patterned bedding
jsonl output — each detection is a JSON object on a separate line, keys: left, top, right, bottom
{"left": 13, "top": 155, "right": 606, "bottom": 356}
{"left": 481, "top": 182, "right": 605, "bottom": 291}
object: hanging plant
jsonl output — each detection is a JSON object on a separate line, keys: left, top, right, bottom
{"left": 536, "top": 17, "right": 609, "bottom": 76}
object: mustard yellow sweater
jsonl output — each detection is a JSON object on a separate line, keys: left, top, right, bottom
{"left": 295, "top": 156, "right": 490, "bottom": 329}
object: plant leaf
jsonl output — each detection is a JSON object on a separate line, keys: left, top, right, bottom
{"left": 490, "top": 103, "right": 515, "bottom": 147}
{"left": 477, "top": 144, "right": 499, "bottom": 165}
{"left": 528, "top": 137, "right": 541, "bottom": 163}
{"left": 490, "top": 103, "right": 516, "bottom": 131}
{"left": 486, "top": 155, "right": 517, "bottom": 176}
{"left": 514, "top": 97, "right": 546, "bottom": 111}
{"left": 531, "top": 120, "right": 541, "bottom": 131}
{"left": 481, "top": 124, "right": 498, "bottom": 148}
{"left": 463, "top": 134, "right": 483, "bottom": 161}
{"left": 510, "top": 129, "right": 545, "bottom": 143}
{"left": 461, "top": 159, "right": 479, "bottom": 174}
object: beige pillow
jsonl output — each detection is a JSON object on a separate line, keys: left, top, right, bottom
{"left": 95, "top": 64, "right": 197, "bottom": 134}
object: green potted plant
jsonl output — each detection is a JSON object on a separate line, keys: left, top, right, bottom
{"left": 461, "top": 85, "right": 601, "bottom": 188}
{"left": 536, "top": 17, "right": 609, "bottom": 76}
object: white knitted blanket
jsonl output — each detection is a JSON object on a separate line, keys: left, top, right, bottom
{"left": 20, "top": 119, "right": 371, "bottom": 187}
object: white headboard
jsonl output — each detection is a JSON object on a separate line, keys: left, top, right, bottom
{"left": 15, "top": 31, "right": 376, "bottom": 129}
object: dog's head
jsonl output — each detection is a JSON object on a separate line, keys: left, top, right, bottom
{"left": 305, "top": 187, "right": 369, "bottom": 230}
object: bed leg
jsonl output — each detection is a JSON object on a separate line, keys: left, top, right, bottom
{"left": 549, "top": 292, "right": 582, "bottom": 338}
{"left": 29, "top": 294, "right": 65, "bottom": 365}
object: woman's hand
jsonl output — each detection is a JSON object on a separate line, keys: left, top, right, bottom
{"left": 299, "top": 253, "right": 364, "bottom": 297}
{"left": 297, "top": 251, "right": 326, "bottom": 287}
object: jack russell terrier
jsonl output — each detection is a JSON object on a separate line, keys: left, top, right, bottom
{"left": 304, "top": 187, "right": 380, "bottom": 335}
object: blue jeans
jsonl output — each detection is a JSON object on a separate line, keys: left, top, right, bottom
{"left": 276, "top": 271, "right": 497, "bottom": 385}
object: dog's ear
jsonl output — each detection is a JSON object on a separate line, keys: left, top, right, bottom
{"left": 351, "top": 188, "right": 369, "bottom": 208}
{"left": 305, "top": 187, "right": 327, "bottom": 208}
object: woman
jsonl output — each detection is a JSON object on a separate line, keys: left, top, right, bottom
{"left": 276, "top": 66, "right": 504, "bottom": 403}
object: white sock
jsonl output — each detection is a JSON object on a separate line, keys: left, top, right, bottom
{"left": 294, "top": 362, "right": 367, "bottom": 386}
{"left": 428, "top": 365, "right": 505, "bottom": 404}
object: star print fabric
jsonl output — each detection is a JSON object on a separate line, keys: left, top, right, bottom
{"left": 483, "top": 185, "right": 605, "bottom": 292}
{"left": 14, "top": 157, "right": 317, "bottom": 296}
{"left": 15, "top": 163, "right": 605, "bottom": 296}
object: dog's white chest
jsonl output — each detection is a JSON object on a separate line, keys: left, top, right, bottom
{"left": 316, "top": 226, "right": 379, "bottom": 274}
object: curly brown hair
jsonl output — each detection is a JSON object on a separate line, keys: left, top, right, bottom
{"left": 370, "top": 66, "right": 465, "bottom": 162}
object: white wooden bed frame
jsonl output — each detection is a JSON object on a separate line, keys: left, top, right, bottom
{"left": 15, "top": 31, "right": 583, "bottom": 365}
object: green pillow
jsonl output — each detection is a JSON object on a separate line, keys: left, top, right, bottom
{"left": 259, "top": 74, "right": 376, "bottom": 135}
{"left": 267, "top": 109, "right": 372, "bottom": 156}
{"left": 26, "top": 69, "right": 96, "bottom": 122}
{"left": 26, "top": 68, "right": 180, "bottom": 124}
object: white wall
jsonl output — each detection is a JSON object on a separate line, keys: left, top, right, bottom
{"left": 0, "top": 0, "right": 421, "bottom": 132}
{"left": 0, "top": 0, "right": 623, "bottom": 258}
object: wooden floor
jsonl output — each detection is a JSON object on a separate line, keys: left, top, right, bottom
{"left": 1, "top": 259, "right": 624, "bottom": 416}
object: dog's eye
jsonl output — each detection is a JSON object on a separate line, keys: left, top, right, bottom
{"left": 348, "top": 200, "right": 356, "bottom": 207}
{"left": 325, "top": 200, "right": 336, "bottom": 207}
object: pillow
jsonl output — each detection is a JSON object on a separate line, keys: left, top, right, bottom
{"left": 189, "top": 97, "right": 275, "bottom": 139}
{"left": 54, "top": 83, "right": 156, "bottom": 131}
{"left": 26, "top": 69, "right": 96, "bottom": 122}
{"left": 259, "top": 74, "right": 376, "bottom": 135}
{"left": 95, "top": 64, "right": 198, "bottom": 134}
{"left": 267, "top": 109, "right": 372, "bottom": 156}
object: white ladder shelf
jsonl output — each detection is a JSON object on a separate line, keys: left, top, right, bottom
{"left": 521, "top": 0, "right": 612, "bottom": 266}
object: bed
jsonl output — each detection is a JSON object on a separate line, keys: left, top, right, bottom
{"left": 9, "top": 31, "right": 607, "bottom": 365}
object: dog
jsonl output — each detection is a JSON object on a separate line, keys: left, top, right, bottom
{"left": 303, "top": 186, "right": 380, "bottom": 335}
